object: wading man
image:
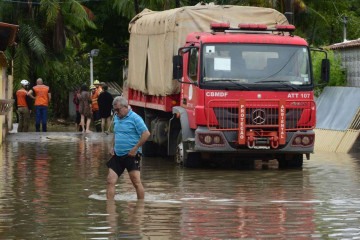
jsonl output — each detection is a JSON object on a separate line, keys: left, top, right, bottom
{"left": 106, "top": 96, "right": 150, "bottom": 200}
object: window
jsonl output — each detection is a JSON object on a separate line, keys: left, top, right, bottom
{"left": 188, "top": 48, "right": 198, "bottom": 81}
{"left": 202, "top": 44, "right": 311, "bottom": 85}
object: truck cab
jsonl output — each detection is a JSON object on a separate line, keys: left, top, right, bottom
{"left": 172, "top": 24, "right": 321, "bottom": 168}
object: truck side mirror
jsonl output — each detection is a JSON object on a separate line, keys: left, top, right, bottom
{"left": 173, "top": 55, "right": 183, "bottom": 80}
{"left": 321, "top": 59, "right": 330, "bottom": 83}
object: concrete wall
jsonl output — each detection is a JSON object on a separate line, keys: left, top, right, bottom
{"left": 338, "top": 48, "right": 360, "bottom": 87}
{"left": 0, "top": 67, "right": 4, "bottom": 143}
{"left": 0, "top": 65, "right": 14, "bottom": 145}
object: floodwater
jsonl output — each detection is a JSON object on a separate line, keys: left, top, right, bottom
{"left": 1, "top": 133, "right": 360, "bottom": 239}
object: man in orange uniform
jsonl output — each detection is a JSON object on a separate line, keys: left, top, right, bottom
{"left": 93, "top": 79, "right": 103, "bottom": 93}
{"left": 28, "top": 78, "right": 51, "bottom": 132}
{"left": 90, "top": 84, "right": 101, "bottom": 132}
{"left": 16, "top": 79, "right": 31, "bottom": 132}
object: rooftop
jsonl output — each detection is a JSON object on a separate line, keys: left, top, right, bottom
{"left": 327, "top": 38, "right": 360, "bottom": 50}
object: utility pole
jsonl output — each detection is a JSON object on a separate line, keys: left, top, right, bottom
{"left": 89, "top": 49, "right": 99, "bottom": 86}
{"left": 284, "top": 0, "right": 294, "bottom": 25}
{"left": 343, "top": 16, "right": 348, "bottom": 42}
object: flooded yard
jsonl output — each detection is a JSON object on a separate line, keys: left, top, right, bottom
{"left": 1, "top": 133, "right": 360, "bottom": 239}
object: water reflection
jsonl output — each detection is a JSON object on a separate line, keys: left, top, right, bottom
{"left": 0, "top": 136, "right": 359, "bottom": 239}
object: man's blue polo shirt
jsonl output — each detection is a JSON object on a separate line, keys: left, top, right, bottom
{"left": 113, "top": 109, "right": 148, "bottom": 157}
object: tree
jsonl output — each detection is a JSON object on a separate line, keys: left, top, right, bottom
{"left": 1, "top": 0, "right": 358, "bottom": 119}
{"left": 1, "top": 0, "right": 96, "bottom": 118}
{"left": 295, "top": 1, "right": 360, "bottom": 46}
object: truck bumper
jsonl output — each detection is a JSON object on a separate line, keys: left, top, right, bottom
{"left": 193, "top": 126, "right": 314, "bottom": 155}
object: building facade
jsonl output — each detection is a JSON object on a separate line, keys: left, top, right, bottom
{"left": 0, "top": 22, "right": 18, "bottom": 144}
{"left": 328, "top": 39, "right": 360, "bottom": 87}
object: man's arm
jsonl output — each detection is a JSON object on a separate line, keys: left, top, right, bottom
{"left": 27, "top": 89, "right": 35, "bottom": 100}
{"left": 129, "top": 130, "right": 150, "bottom": 157}
{"left": 109, "top": 132, "right": 115, "bottom": 156}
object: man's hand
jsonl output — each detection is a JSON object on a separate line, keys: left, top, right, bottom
{"left": 128, "top": 147, "right": 138, "bottom": 157}
{"left": 109, "top": 147, "right": 114, "bottom": 156}
{"left": 128, "top": 130, "right": 150, "bottom": 157}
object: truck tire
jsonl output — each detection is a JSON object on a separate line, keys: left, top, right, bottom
{"left": 142, "top": 110, "right": 159, "bottom": 157}
{"left": 175, "top": 131, "right": 200, "bottom": 168}
{"left": 278, "top": 154, "right": 303, "bottom": 169}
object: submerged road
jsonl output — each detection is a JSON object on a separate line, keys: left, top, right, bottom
{"left": 1, "top": 132, "right": 360, "bottom": 239}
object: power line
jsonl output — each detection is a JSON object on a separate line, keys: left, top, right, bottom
{"left": 1, "top": 0, "right": 104, "bottom": 4}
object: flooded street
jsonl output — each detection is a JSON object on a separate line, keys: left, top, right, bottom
{"left": 1, "top": 133, "right": 360, "bottom": 239}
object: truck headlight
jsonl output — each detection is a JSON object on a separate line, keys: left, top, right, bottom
{"left": 301, "top": 136, "right": 310, "bottom": 145}
{"left": 198, "top": 133, "right": 225, "bottom": 146}
{"left": 292, "top": 134, "right": 314, "bottom": 147}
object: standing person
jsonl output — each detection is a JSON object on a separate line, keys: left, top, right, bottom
{"left": 90, "top": 84, "right": 101, "bottom": 132}
{"left": 15, "top": 79, "right": 31, "bottom": 132}
{"left": 28, "top": 78, "right": 51, "bottom": 132}
{"left": 73, "top": 88, "right": 82, "bottom": 131}
{"left": 98, "top": 84, "right": 114, "bottom": 132}
{"left": 78, "top": 84, "right": 92, "bottom": 133}
{"left": 106, "top": 96, "right": 150, "bottom": 200}
{"left": 93, "top": 79, "right": 103, "bottom": 93}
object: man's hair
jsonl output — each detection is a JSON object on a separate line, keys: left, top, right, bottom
{"left": 80, "top": 84, "right": 89, "bottom": 92}
{"left": 113, "top": 96, "right": 128, "bottom": 107}
{"left": 36, "top": 78, "right": 43, "bottom": 84}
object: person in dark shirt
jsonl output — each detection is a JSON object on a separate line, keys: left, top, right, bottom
{"left": 73, "top": 88, "right": 82, "bottom": 131}
{"left": 98, "top": 84, "right": 114, "bottom": 132}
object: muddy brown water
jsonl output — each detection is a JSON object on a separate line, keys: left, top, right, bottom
{"left": 1, "top": 133, "right": 360, "bottom": 239}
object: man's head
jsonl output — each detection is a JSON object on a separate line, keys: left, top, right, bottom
{"left": 90, "top": 85, "right": 96, "bottom": 92}
{"left": 112, "top": 96, "right": 128, "bottom": 118}
{"left": 94, "top": 80, "right": 101, "bottom": 87}
{"left": 20, "top": 79, "right": 29, "bottom": 88}
{"left": 36, "top": 78, "right": 43, "bottom": 85}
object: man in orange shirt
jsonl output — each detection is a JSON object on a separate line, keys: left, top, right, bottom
{"left": 28, "top": 78, "right": 51, "bottom": 132}
{"left": 90, "top": 84, "right": 101, "bottom": 132}
{"left": 93, "top": 80, "right": 103, "bottom": 93}
{"left": 16, "top": 79, "right": 31, "bottom": 132}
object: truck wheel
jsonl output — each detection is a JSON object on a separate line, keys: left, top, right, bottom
{"left": 175, "top": 131, "right": 200, "bottom": 168}
{"left": 278, "top": 154, "right": 303, "bottom": 169}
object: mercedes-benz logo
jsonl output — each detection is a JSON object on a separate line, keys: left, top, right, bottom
{"left": 252, "top": 109, "right": 266, "bottom": 125}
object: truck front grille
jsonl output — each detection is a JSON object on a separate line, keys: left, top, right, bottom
{"left": 207, "top": 99, "right": 315, "bottom": 131}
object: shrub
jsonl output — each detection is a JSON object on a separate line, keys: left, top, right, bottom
{"left": 311, "top": 50, "right": 346, "bottom": 96}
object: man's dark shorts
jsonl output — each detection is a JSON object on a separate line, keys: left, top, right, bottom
{"left": 106, "top": 153, "right": 141, "bottom": 177}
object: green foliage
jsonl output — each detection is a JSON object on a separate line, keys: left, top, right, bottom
{"left": 83, "top": 1, "right": 130, "bottom": 84}
{"left": 311, "top": 50, "right": 346, "bottom": 96}
{"left": 296, "top": 1, "right": 360, "bottom": 46}
{"left": 8, "top": 23, "right": 46, "bottom": 89}
{"left": 61, "top": 0, "right": 97, "bottom": 30}
{"left": 46, "top": 56, "right": 89, "bottom": 118}
{"left": 40, "top": 0, "right": 61, "bottom": 27}
{"left": 13, "top": 44, "right": 30, "bottom": 89}
{"left": 2, "top": 0, "right": 359, "bottom": 119}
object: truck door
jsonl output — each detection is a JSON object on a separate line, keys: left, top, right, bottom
{"left": 181, "top": 47, "right": 199, "bottom": 128}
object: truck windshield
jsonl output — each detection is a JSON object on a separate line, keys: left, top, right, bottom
{"left": 202, "top": 44, "right": 311, "bottom": 86}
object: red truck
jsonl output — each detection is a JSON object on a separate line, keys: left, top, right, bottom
{"left": 123, "top": 5, "right": 329, "bottom": 168}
